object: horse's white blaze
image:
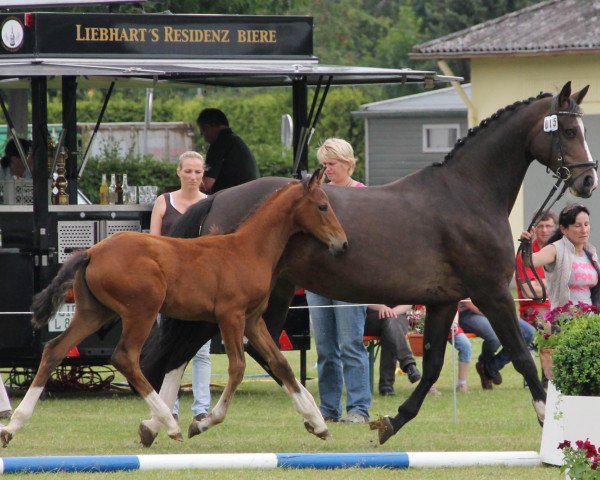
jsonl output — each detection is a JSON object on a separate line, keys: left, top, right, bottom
{"left": 284, "top": 380, "right": 327, "bottom": 434}
{"left": 144, "top": 390, "right": 179, "bottom": 436}
{"left": 578, "top": 118, "right": 598, "bottom": 189}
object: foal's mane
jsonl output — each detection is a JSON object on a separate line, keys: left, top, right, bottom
{"left": 231, "top": 179, "right": 301, "bottom": 232}
{"left": 435, "top": 91, "right": 553, "bottom": 167}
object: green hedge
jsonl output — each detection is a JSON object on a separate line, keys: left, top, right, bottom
{"left": 48, "top": 85, "right": 377, "bottom": 196}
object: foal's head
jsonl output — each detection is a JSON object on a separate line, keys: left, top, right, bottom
{"left": 294, "top": 167, "right": 348, "bottom": 256}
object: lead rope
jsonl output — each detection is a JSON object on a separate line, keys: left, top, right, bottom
{"left": 516, "top": 178, "right": 568, "bottom": 303}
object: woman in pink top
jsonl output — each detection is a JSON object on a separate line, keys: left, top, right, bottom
{"left": 306, "top": 138, "right": 370, "bottom": 424}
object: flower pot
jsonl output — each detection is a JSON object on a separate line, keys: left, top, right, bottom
{"left": 540, "top": 347, "right": 554, "bottom": 381}
{"left": 540, "top": 382, "right": 600, "bottom": 466}
{"left": 407, "top": 333, "right": 424, "bottom": 357}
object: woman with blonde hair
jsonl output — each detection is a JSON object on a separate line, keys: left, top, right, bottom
{"left": 306, "top": 138, "right": 369, "bottom": 424}
{"left": 150, "top": 151, "right": 211, "bottom": 424}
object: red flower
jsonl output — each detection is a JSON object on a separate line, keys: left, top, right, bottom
{"left": 559, "top": 440, "right": 572, "bottom": 449}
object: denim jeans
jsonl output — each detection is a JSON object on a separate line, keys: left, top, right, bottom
{"left": 458, "top": 310, "right": 535, "bottom": 378}
{"left": 448, "top": 332, "right": 472, "bottom": 363}
{"left": 172, "top": 340, "right": 211, "bottom": 417}
{"left": 306, "top": 291, "right": 370, "bottom": 420}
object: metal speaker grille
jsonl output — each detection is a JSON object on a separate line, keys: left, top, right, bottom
{"left": 58, "top": 221, "right": 97, "bottom": 263}
{"left": 104, "top": 220, "right": 141, "bottom": 238}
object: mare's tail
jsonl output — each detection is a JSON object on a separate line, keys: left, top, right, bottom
{"left": 140, "top": 319, "right": 219, "bottom": 391}
{"left": 30, "top": 250, "right": 90, "bottom": 329}
{"left": 140, "top": 194, "right": 218, "bottom": 391}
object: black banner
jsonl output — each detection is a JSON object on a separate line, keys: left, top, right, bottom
{"left": 0, "top": 13, "right": 313, "bottom": 58}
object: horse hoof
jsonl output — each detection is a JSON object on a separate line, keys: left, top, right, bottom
{"left": 169, "top": 432, "right": 184, "bottom": 442}
{"left": 188, "top": 421, "right": 203, "bottom": 439}
{"left": 303, "top": 420, "right": 331, "bottom": 440}
{"left": 138, "top": 422, "right": 158, "bottom": 448}
{"left": 369, "top": 416, "right": 395, "bottom": 445}
{"left": 0, "top": 429, "right": 13, "bottom": 448}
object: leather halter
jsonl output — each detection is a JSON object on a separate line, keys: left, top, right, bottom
{"left": 547, "top": 96, "right": 598, "bottom": 179}
{"left": 517, "top": 97, "right": 597, "bottom": 303}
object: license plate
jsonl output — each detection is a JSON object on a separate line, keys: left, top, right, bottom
{"left": 48, "top": 303, "right": 76, "bottom": 332}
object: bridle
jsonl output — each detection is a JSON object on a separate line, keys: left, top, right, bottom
{"left": 517, "top": 96, "right": 598, "bottom": 303}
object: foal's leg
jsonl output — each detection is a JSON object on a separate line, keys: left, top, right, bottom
{"left": 138, "top": 362, "right": 187, "bottom": 447}
{"left": 244, "top": 316, "right": 329, "bottom": 439}
{"left": 473, "top": 290, "right": 546, "bottom": 422}
{"left": 188, "top": 314, "right": 246, "bottom": 439}
{"left": 371, "top": 302, "right": 456, "bottom": 445}
{"left": 111, "top": 315, "right": 183, "bottom": 447}
{"left": 0, "top": 308, "right": 112, "bottom": 447}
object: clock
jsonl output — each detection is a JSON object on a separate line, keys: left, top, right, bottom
{"left": 1, "top": 18, "right": 24, "bottom": 52}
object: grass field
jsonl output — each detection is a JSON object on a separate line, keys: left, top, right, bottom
{"left": 1, "top": 339, "right": 561, "bottom": 479}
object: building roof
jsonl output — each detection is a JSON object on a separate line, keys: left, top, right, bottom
{"left": 411, "top": 0, "right": 600, "bottom": 60}
{"left": 354, "top": 84, "right": 470, "bottom": 118}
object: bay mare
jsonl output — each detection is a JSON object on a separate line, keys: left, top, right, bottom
{"left": 144, "top": 82, "right": 598, "bottom": 445}
{"left": 0, "top": 168, "right": 348, "bottom": 448}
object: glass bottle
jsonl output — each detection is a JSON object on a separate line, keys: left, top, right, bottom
{"left": 99, "top": 173, "right": 109, "bottom": 205}
{"left": 108, "top": 173, "right": 117, "bottom": 204}
{"left": 116, "top": 174, "right": 123, "bottom": 205}
{"left": 121, "top": 173, "right": 130, "bottom": 205}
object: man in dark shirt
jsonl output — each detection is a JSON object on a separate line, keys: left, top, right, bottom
{"left": 197, "top": 108, "right": 259, "bottom": 193}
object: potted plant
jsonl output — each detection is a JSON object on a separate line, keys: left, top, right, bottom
{"left": 552, "top": 314, "right": 600, "bottom": 396}
{"left": 558, "top": 439, "right": 600, "bottom": 480}
{"left": 533, "top": 303, "right": 599, "bottom": 380}
{"left": 539, "top": 313, "right": 600, "bottom": 467}
{"left": 406, "top": 305, "right": 425, "bottom": 356}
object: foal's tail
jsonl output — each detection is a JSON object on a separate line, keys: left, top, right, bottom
{"left": 30, "top": 250, "right": 90, "bottom": 329}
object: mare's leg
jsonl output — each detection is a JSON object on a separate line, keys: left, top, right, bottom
{"left": 0, "top": 305, "right": 113, "bottom": 447}
{"left": 110, "top": 314, "right": 183, "bottom": 447}
{"left": 245, "top": 278, "right": 296, "bottom": 386}
{"left": 188, "top": 313, "right": 246, "bottom": 439}
{"left": 370, "top": 302, "right": 456, "bottom": 445}
{"left": 472, "top": 290, "right": 546, "bottom": 421}
{"left": 244, "top": 316, "right": 329, "bottom": 440}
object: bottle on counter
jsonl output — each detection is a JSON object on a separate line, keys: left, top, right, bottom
{"left": 121, "top": 173, "right": 130, "bottom": 205}
{"left": 116, "top": 174, "right": 123, "bottom": 205}
{"left": 108, "top": 173, "right": 117, "bottom": 204}
{"left": 99, "top": 173, "right": 109, "bottom": 205}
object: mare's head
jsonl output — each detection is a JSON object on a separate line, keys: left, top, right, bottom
{"left": 529, "top": 81, "right": 598, "bottom": 198}
{"left": 294, "top": 167, "right": 348, "bottom": 255}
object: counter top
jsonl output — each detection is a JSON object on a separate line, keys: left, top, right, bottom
{"left": 0, "top": 204, "right": 154, "bottom": 213}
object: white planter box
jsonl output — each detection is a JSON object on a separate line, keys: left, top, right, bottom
{"left": 540, "top": 382, "right": 600, "bottom": 465}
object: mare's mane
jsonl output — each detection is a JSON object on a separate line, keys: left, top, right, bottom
{"left": 435, "top": 91, "right": 553, "bottom": 167}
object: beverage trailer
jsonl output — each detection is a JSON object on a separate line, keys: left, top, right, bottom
{"left": 0, "top": 6, "right": 458, "bottom": 387}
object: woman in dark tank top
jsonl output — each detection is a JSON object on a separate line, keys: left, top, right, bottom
{"left": 149, "top": 151, "right": 212, "bottom": 425}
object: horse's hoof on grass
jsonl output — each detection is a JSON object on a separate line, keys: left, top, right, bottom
{"left": 303, "top": 420, "right": 331, "bottom": 440}
{"left": 169, "top": 432, "right": 184, "bottom": 442}
{"left": 138, "top": 422, "right": 158, "bottom": 448}
{"left": 0, "top": 429, "right": 12, "bottom": 448}
{"left": 369, "top": 416, "right": 395, "bottom": 445}
{"left": 188, "top": 421, "right": 203, "bottom": 439}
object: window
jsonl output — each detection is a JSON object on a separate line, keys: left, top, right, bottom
{"left": 422, "top": 124, "right": 460, "bottom": 153}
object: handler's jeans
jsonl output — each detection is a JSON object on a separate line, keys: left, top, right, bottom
{"left": 306, "top": 292, "right": 371, "bottom": 421}
{"left": 459, "top": 310, "right": 535, "bottom": 378}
